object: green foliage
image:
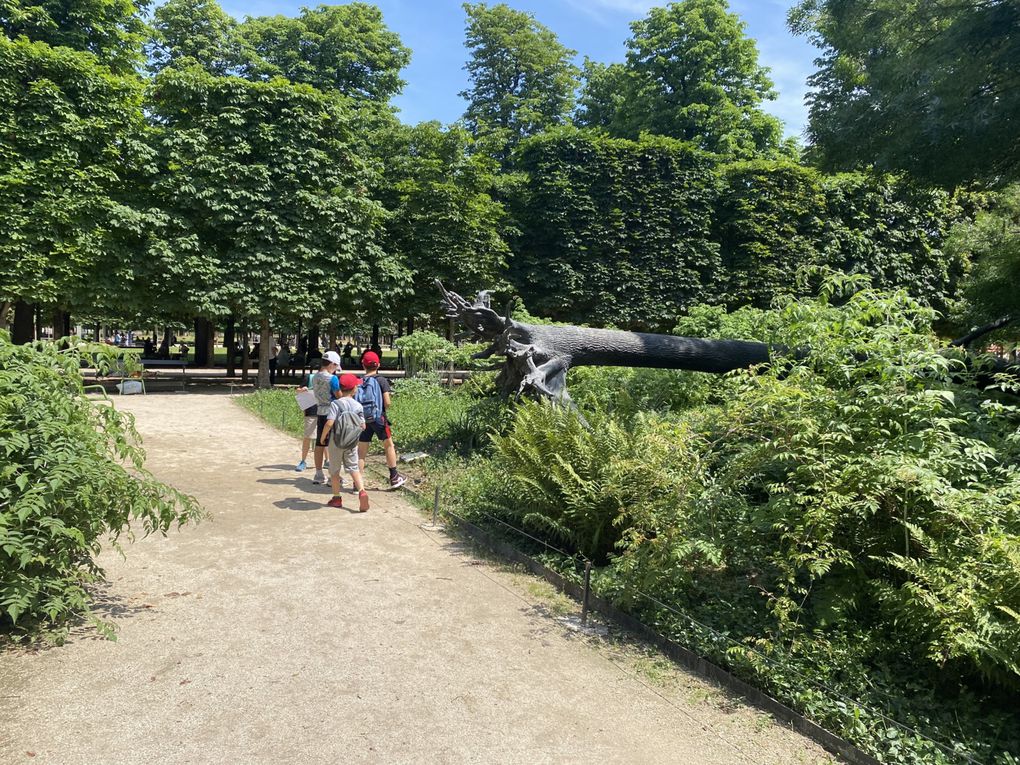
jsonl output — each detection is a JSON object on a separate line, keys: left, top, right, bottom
{"left": 1, "top": 0, "right": 148, "bottom": 74}
{"left": 398, "top": 274, "right": 1020, "bottom": 763}
{"left": 578, "top": 0, "right": 784, "bottom": 159}
{"left": 821, "top": 173, "right": 969, "bottom": 315}
{"left": 511, "top": 128, "right": 719, "bottom": 331}
{"left": 791, "top": 0, "right": 1020, "bottom": 188}
{"left": 949, "top": 185, "right": 1020, "bottom": 338}
{"left": 394, "top": 331, "right": 455, "bottom": 376}
{"left": 715, "top": 160, "right": 827, "bottom": 308}
{"left": 460, "top": 2, "right": 579, "bottom": 157}
{"left": 0, "top": 36, "right": 147, "bottom": 313}
{"left": 374, "top": 122, "right": 510, "bottom": 319}
{"left": 0, "top": 334, "right": 202, "bottom": 629}
{"left": 238, "top": 3, "right": 411, "bottom": 101}
{"left": 148, "top": 0, "right": 253, "bottom": 76}
{"left": 710, "top": 162, "right": 968, "bottom": 311}
{"left": 146, "top": 65, "right": 400, "bottom": 324}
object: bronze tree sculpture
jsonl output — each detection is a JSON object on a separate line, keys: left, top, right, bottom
{"left": 438, "top": 282, "right": 770, "bottom": 403}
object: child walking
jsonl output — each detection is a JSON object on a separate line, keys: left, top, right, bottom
{"left": 356, "top": 351, "right": 406, "bottom": 488}
{"left": 320, "top": 374, "right": 370, "bottom": 511}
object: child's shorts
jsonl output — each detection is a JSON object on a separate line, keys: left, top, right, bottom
{"left": 303, "top": 416, "right": 317, "bottom": 439}
{"left": 326, "top": 441, "right": 359, "bottom": 476}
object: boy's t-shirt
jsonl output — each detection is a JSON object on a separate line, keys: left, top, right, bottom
{"left": 312, "top": 370, "right": 340, "bottom": 415}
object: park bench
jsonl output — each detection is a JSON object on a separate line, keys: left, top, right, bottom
{"left": 140, "top": 358, "right": 188, "bottom": 392}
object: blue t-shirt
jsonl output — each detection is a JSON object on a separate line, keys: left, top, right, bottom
{"left": 311, "top": 371, "right": 340, "bottom": 415}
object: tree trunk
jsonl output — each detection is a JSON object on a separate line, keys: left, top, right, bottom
{"left": 34, "top": 305, "right": 43, "bottom": 340}
{"left": 12, "top": 301, "right": 34, "bottom": 344}
{"left": 308, "top": 323, "right": 320, "bottom": 356}
{"left": 225, "top": 317, "right": 236, "bottom": 378}
{"left": 257, "top": 318, "right": 272, "bottom": 390}
{"left": 194, "top": 318, "right": 210, "bottom": 366}
{"left": 93, "top": 323, "right": 100, "bottom": 342}
{"left": 407, "top": 316, "right": 415, "bottom": 335}
{"left": 440, "top": 283, "right": 769, "bottom": 401}
{"left": 370, "top": 323, "right": 380, "bottom": 350}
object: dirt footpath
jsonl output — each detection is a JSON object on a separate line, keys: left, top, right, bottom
{"left": 0, "top": 392, "right": 833, "bottom": 765}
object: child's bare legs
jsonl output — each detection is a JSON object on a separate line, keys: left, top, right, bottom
{"left": 382, "top": 438, "right": 398, "bottom": 469}
{"left": 330, "top": 471, "right": 343, "bottom": 495}
{"left": 314, "top": 444, "right": 325, "bottom": 471}
{"left": 358, "top": 440, "right": 369, "bottom": 474}
{"left": 300, "top": 437, "right": 311, "bottom": 463}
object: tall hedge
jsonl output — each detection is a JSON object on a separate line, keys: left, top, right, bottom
{"left": 714, "top": 160, "right": 827, "bottom": 308}
{"left": 511, "top": 128, "right": 719, "bottom": 331}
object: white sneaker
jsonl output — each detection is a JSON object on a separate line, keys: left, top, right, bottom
{"left": 312, "top": 471, "right": 326, "bottom": 484}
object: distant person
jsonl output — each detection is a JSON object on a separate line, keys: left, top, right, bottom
{"left": 269, "top": 344, "right": 280, "bottom": 386}
{"left": 277, "top": 344, "right": 291, "bottom": 378}
{"left": 310, "top": 351, "right": 343, "bottom": 484}
{"left": 143, "top": 338, "right": 155, "bottom": 357}
{"left": 342, "top": 341, "right": 354, "bottom": 364}
{"left": 356, "top": 351, "right": 406, "bottom": 489}
{"left": 319, "top": 373, "right": 369, "bottom": 511}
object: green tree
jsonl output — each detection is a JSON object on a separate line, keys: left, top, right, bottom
{"left": 511, "top": 128, "right": 719, "bottom": 331}
{"left": 147, "top": 66, "right": 394, "bottom": 387}
{"left": 148, "top": 0, "right": 252, "bottom": 76}
{"left": 948, "top": 186, "right": 1020, "bottom": 337}
{"left": 460, "top": 2, "right": 579, "bottom": 157}
{"left": 0, "top": 37, "right": 147, "bottom": 329}
{"left": 238, "top": 3, "right": 410, "bottom": 101}
{"left": 376, "top": 121, "right": 510, "bottom": 322}
{"left": 822, "top": 173, "right": 968, "bottom": 315}
{"left": 578, "top": 0, "right": 783, "bottom": 159}
{"left": 791, "top": 0, "right": 1020, "bottom": 188}
{"left": 714, "top": 160, "right": 826, "bottom": 308}
{"left": 0, "top": 0, "right": 147, "bottom": 73}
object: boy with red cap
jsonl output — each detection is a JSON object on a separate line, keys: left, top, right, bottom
{"left": 356, "top": 351, "right": 406, "bottom": 488}
{"left": 319, "top": 373, "right": 370, "bottom": 511}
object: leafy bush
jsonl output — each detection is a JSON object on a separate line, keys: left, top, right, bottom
{"left": 394, "top": 332, "right": 454, "bottom": 376}
{"left": 0, "top": 335, "right": 202, "bottom": 631}
{"left": 398, "top": 274, "right": 1020, "bottom": 763}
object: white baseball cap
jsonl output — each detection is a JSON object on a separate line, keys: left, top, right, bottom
{"left": 323, "top": 351, "right": 342, "bottom": 366}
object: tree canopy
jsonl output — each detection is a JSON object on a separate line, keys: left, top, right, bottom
{"left": 0, "top": 0, "right": 147, "bottom": 73}
{"left": 791, "top": 0, "right": 1020, "bottom": 188}
{"left": 0, "top": 36, "right": 146, "bottom": 314}
{"left": 578, "top": 0, "right": 784, "bottom": 159}
{"left": 460, "top": 2, "right": 579, "bottom": 156}
{"left": 148, "top": 0, "right": 252, "bottom": 76}
{"left": 238, "top": 3, "right": 411, "bottom": 101}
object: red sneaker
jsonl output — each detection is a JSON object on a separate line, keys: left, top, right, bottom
{"left": 358, "top": 491, "right": 369, "bottom": 513}
{"left": 326, "top": 496, "right": 344, "bottom": 508}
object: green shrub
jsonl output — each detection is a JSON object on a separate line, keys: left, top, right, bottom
{"left": 0, "top": 335, "right": 202, "bottom": 631}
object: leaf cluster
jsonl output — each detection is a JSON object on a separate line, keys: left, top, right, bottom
{"left": 0, "top": 333, "right": 202, "bottom": 629}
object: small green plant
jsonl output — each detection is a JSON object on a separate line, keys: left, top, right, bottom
{"left": 0, "top": 334, "right": 202, "bottom": 632}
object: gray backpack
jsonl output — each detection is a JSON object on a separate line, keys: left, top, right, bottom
{"left": 331, "top": 407, "right": 362, "bottom": 451}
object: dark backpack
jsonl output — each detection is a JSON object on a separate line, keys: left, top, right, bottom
{"left": 356, "top": 375, "right": 385, "bottom": 424}
{"left": 331, "top": 406, "right": 363, "bottom": 450}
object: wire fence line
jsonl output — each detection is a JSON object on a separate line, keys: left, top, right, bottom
{"left": 420, "top": 483, "right": 982, "bottom": 765}
{"left": 251, "top": 393, "right": 984, "bottom": 765}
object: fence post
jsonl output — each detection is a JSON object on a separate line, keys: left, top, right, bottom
{"left": 580, "top": 560, "right": 593, "bottom": 627}
{"left": 432, "top": 485, "right": 440, "bottom": 526}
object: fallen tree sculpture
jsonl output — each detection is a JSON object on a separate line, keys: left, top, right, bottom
{"left": 438, "top": 282, "right": 771, "bottom": 402}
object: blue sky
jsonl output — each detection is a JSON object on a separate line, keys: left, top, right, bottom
{"left": 218, "top": 0, "right": 820, "bottom": 139}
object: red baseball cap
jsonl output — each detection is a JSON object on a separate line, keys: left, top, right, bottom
{"left": 361, "top": 351, "right": 380, "bottom": 368}
{"left": 338, "top": 373, "right": 360, "bottom": 391}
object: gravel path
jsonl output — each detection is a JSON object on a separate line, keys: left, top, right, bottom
{"left": 0, "top": 392, "right": 833, "bottom": 764}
